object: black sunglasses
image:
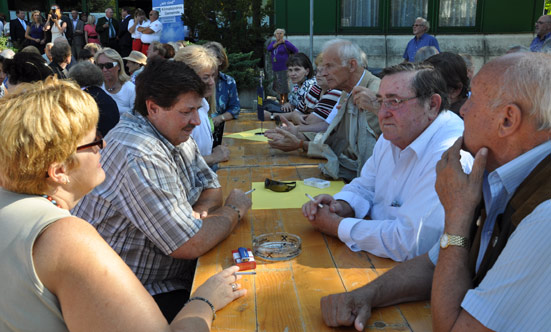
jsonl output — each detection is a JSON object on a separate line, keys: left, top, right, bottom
{"left": 76, "top": 132, "right": 104, "bottom": 151}
{"left": 265, "top": 178, "right": 296, "bottom": 192}
{"left": 96, "top": 62, "right": 118, "bottom": 70}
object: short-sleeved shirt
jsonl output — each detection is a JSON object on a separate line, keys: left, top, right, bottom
{"left": 530, "top": 32, "right": 551, "bottom": 52}
{"left": 403, "top": 33, "right": 440, "bottom": 62}
{"left": 140, "top": 19, "right": 162, "bottom": 44}
{"left": 72, "top": 113, "right": 220, "bottom": 295}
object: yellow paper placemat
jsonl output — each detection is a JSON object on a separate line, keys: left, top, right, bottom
{"left": 251, "top": 180, "right": 345, "bottom": 210}
{"left": 225, "top": 128, "right": 269, "bottom": 142}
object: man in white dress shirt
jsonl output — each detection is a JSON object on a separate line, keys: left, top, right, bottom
{"left": 303, "top": 62, "right": 472, "bottom": 262}
{"left": 138, "top": 10, "right": 162, "bottom": 56}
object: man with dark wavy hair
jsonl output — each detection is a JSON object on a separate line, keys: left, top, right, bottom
{"left": 74, "top": 59, "right": 252, "bottom": 322}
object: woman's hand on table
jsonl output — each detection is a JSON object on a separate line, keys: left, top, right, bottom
{"left": 193, "top": 266, "right": 247, "bottom": 311}
{"left": 212, "top": 114, "right": 226, "bottom": 126}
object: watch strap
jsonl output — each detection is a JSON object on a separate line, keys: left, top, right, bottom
{"left": 447, "top": 234, "right": 470, "bottom": 248}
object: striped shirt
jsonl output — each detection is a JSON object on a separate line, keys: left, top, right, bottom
{"left": 73, "top": 113, "right": 220, "bottom": 295}
{"left": 429, "top": 141, "right": 551, "bottom": 331}
{"left": 312, "top": 89, "right": 342, "bottom": 121}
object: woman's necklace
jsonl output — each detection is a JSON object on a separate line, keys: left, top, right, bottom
{"left": 41, "top": 194, "right": 62, "bottom": 208}
{"left": 106, "top": 81, "right": 120, "bottom": 93}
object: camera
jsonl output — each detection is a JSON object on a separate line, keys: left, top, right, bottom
{"left": 50, "top": 9, "right": 58, "bottom": 20}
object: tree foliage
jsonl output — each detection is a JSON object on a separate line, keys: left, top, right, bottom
{"left": 225, "top": 52, "right": 259, "bottom": 90}
{"left": 182, "top": 0, "right": 273, "bottom": 89}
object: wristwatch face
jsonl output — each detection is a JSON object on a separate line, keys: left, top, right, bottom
{"left": 440, "top": 234, "right": 449, "bottom": 248}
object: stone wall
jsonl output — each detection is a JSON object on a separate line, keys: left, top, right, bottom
{"left": 280, "top": 33, "right": 534, "bottom": 73}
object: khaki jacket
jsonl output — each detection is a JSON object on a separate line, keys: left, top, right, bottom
{"left": 307, "top": 70, "right": 381, "bottom": 181}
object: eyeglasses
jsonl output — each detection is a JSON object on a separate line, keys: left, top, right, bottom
{"left": 97, "top": 62, "right": 118, "bottom": 70}
{"left": 76, "top": 132, "right": 104, "bottom": 151}
{"left": 412, "top": 24, "right": 424, "bottom": 27}
{"left": 265, "top": 178, "right": 296, "bottom": 192}
{"left": 376, "top": 96, "right": 418, "bottom": 109}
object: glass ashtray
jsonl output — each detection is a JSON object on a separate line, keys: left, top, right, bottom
{"left": 253, "top": 232, "right": 302, "bottom": 261}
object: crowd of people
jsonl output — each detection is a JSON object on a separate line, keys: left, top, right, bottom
{"left": 0, "top": 6, "right": 550, "bottom": 332}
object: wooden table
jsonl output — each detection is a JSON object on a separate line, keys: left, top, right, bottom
{"left": 192, "top": 111, "right": 432, "bottom": 331}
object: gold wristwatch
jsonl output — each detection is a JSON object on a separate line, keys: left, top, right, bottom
{"left": 440, "top": 233, "right": 470, "bottom": 249}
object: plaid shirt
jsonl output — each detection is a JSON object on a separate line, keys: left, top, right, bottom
{"left": 73, "top": 113, "right": 220, "bottom": 295}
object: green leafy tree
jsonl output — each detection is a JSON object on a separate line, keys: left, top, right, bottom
{"left": 183, "top": 0, "right": 273, "bottom": 90}
{"left": 225, "top": 52, "right": 259, "bottom": 90}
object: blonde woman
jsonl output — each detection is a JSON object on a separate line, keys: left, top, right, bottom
{"left": 84, "top": 15, "right": 100, "bottom": 45}
{"left": 0, "top": 77, "right": 245, "bottom": 332}
{"left": 95, "top": 47, "right": 135, "bottom": 114}
{"left": 203, "top": 41, "right": 241, "bottom": 126}
{"left": 174, "top": 45, "right": 230, "bottom": 167}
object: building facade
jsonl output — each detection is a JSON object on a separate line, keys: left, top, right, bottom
{"left": 273, "top": 0, "right": 545, "bottom": 71}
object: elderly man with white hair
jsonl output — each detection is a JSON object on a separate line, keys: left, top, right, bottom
{"left": 403, "top": 17, "right": 440, "bottom": 62}
{"left": 266, "top": 39, "right": 381, "bottom": 181}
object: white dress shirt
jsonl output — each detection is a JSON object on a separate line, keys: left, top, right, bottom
{"left": 191, "top": 98, "right": 213, "bottom": 157}
{"left": 335, "top": 111, "right": 472, "bottom": 261}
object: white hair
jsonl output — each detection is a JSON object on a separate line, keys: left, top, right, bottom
{"left": 416, "top": 17, "right": 430, "bottom": 30}
{"left": 491, "top": 53, "right": 551, "bottom": 130}
{"left": 274, "top": 28, "right": 285, "bottom": 36}
{"left": 322, "top": 39, "right": 365, "bottom": 67}
{"left": 414, "top": 46, "right": 439, "bottom": 63}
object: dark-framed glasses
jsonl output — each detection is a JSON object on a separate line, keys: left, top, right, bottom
{"left": 97, "top": 61, "right": 118, "bottom": 70}
{"left": 265, "top": 178, "right": 296, "bottom": 192}
{"left": 377, "top": 96, "right": 418, "bottom": 109}
{"left": 76, "top": 132, "right": 104, "bottom": 152}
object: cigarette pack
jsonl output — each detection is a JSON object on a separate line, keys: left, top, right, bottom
{"left": 232, "top": 248, "right": 257, "bottom": 271}
{"left": 304, "top": 177, "right": 330, "bottom": 189}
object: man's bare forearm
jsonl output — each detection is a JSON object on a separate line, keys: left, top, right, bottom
{"left": 431, "top": 213, "right": 473, "bottom": 331}
{"left": 193, "top": 188, "right": 223, "bottom": 214}
{"left": 298, "top": 122, "right": 329, "bottom": 133}
{"left": 371, "top": 253, "right": 434, "bottom": 307}
{"left": 170, "top": 207, "right": 238, "bottom": 259}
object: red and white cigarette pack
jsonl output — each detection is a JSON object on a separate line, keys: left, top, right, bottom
{"left": 232, "top": 248, "right": 257, "bottom": 271}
